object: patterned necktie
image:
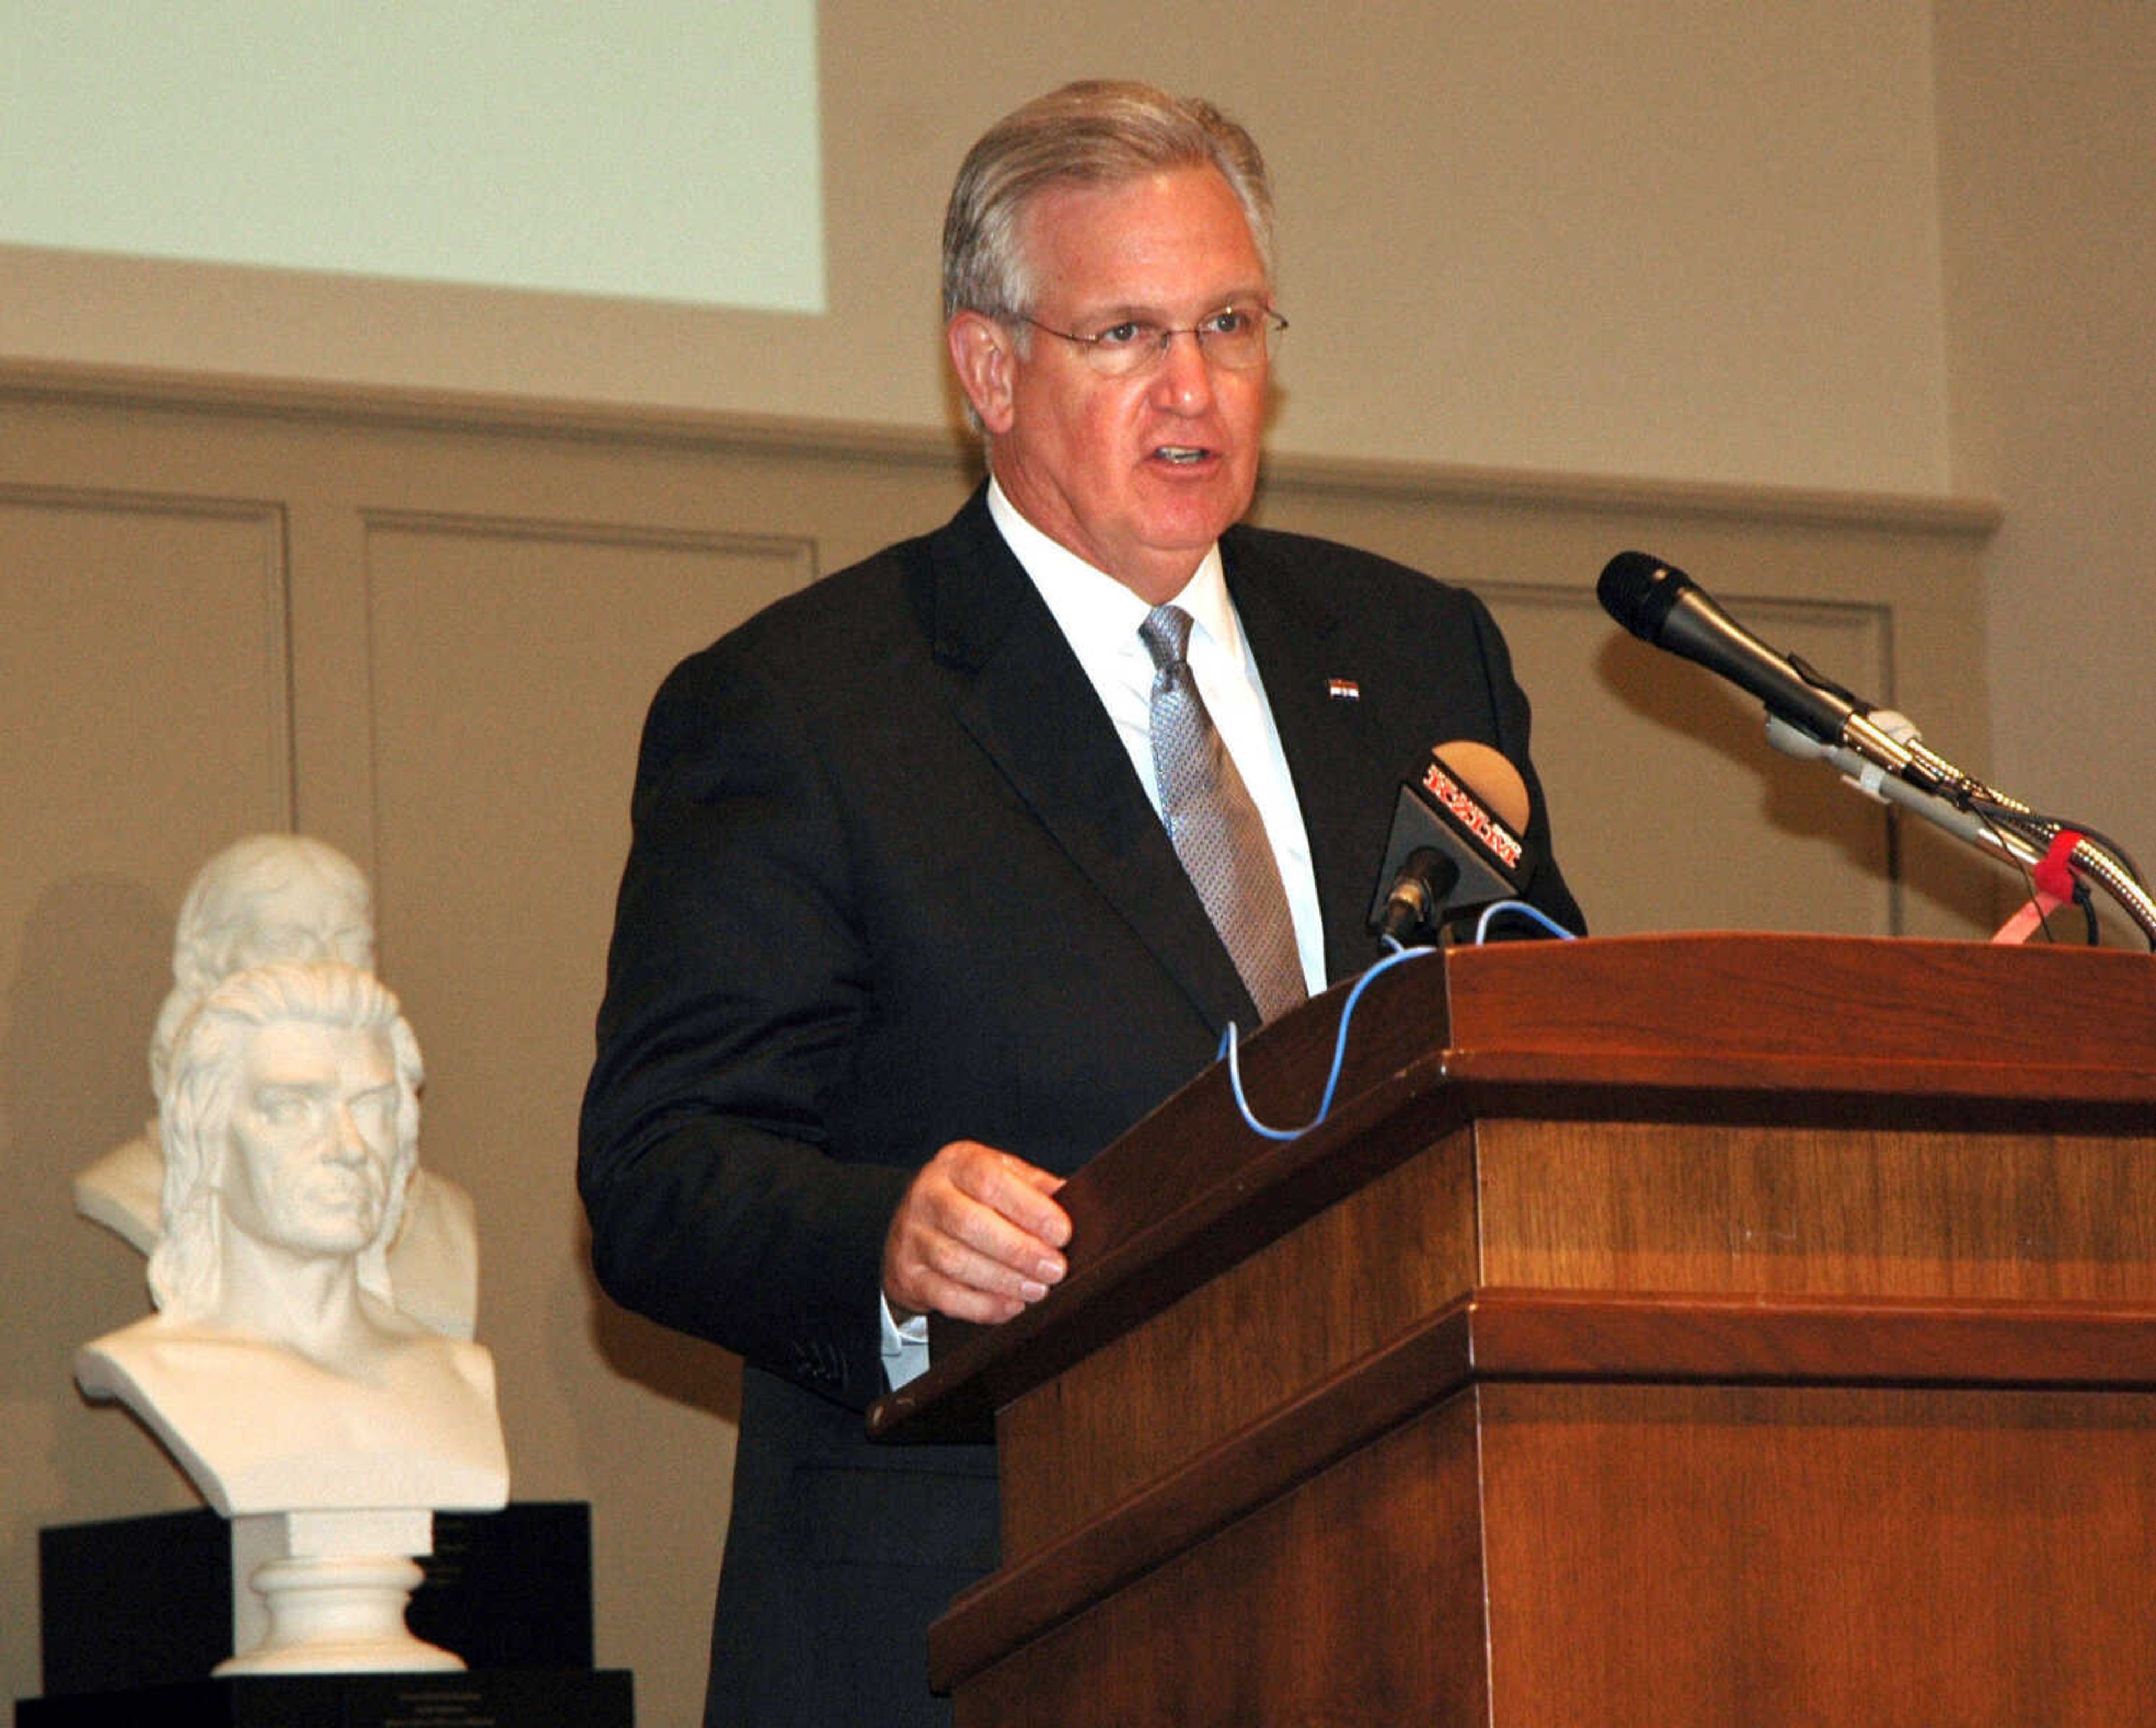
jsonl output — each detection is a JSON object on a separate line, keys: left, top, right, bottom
{"left": 1139, "top": 604, "right": 1308, "bottom": 1023}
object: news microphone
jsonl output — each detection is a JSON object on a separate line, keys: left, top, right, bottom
{"left": 1367, "top": 741, "right": 1532, "bottom": 945}
{"left": 1596, "top": 551, "right": 1970, "bottom": 797}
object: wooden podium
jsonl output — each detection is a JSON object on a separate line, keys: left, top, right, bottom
{"left": 869, "top": 934, "right": 2156, "bottom": 1727}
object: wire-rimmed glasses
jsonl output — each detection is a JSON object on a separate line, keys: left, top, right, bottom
{"left": 1015, "top": 303, "right": 1287, "bottom": 377}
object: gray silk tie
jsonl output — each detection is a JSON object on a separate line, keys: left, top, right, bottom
{"left": 1139, "top": 604, "right": 1308, "bottom": 1023}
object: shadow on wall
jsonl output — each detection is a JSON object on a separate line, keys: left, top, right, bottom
{"left": 1592, "top": 631, "right": 2001, "bottom": 936}
{"left": 0, "top": 875, "right": 200, "bottom": 1704}
{"left": 1593, "top": 630, "right": 1888, "bottom": 865}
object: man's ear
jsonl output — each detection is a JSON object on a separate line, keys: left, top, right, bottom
{"left": 947, "top": 311, "right": 1018, "bottom": 435}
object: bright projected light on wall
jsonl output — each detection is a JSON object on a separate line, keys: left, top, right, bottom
{"left": 1, "top": 2, "right": 824, "bottom": 314}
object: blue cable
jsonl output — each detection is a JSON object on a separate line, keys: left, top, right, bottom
{"left": 1218, "top": 901, "right": 1578, "bottom": 1141}
{"left": 1217, "top": 940, "right": 1435, "bottom": 1142}
{"left": 1473, "top": 898, "right": 1580, "bottom": 945}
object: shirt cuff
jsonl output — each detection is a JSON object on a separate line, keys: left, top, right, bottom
{"left": 879, "top": 1291, "right": 930, "bottom": 1390}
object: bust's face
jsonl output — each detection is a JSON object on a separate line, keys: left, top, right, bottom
{"left": 216, "top": 1018, "right": 398, "bottom": 1259}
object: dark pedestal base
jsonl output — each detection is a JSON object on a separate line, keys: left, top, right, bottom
{"left": 16, "top": 1670, "right": 632, "bottom": 1727}
{"left": 38, "top": 1502, "right": 593, "bottom": 1694}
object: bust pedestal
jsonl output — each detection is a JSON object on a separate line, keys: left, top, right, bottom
{"left": 24, "top": 1503, "right": 631, "bottom": 1726}
{"left": 221, "top": 1510, "right": 454, "bottom": 1676}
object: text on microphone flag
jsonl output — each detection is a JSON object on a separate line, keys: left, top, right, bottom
{"left": 1421, "top": 762, "right": 1525, "bottom": 871}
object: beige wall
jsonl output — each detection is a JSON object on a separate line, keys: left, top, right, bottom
{"left": 4, "top": 3, "right": 1948, "bottom": 492}
{"left": 5, "top": 4, "right": 2152, "bottom": 1723}
{"left": 1933, "top": 5, "right": 2156, "bottom": 942}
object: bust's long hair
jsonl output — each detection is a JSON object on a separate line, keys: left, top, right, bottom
{"left": 149, "top": 961, "right": 422, "bottom": 1323}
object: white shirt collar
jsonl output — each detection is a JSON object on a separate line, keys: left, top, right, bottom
{"left": 986, "top": 476, "right": 1245, "bottom": 672}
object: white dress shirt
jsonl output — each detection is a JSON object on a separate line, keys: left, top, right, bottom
{"left": 882, "top": 478, "right": 1324, "bottom": 1389}
{"left": 985, "top": 478, "right": 1325, "bottom": 988}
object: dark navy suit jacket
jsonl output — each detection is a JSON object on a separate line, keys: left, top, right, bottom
{"left": 578, "top": 486, "right": 1582, "bottom": 1726}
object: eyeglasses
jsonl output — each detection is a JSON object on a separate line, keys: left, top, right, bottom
{"left": 1015, "top": 303, "right": 1287, "bottom": 378}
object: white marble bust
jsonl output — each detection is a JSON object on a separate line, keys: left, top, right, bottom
{"left": 75, "top": 962, "right": 507, "bottom": 1519}
{"left": 75, "top": 834, "right": 478, "bottom": 1339}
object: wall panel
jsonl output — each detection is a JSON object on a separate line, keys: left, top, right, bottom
{"left": 362, "top": 508, "right": 817, "bottom": 1706}
{"left": 0, "top": 484, "right": 293, "bottom": 1706}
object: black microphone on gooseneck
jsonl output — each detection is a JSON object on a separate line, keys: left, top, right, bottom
{"left": 1598, "top": 549, "right": 2156, "bottom": 950}
{"left": 1595, "top": 551, "right": 1863, "bottom": 744}
{"left": 1595, "top": 550, "right": 1968, "bottom": 796}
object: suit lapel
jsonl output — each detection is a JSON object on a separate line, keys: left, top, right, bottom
{"left": 926, "top": 492, "right": 1255, "bottom": 1034}
{"left": 1226, "top": 532, "right": 1397, "bottom": 984}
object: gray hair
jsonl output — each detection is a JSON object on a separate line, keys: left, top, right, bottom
{"left": 150, "top": 961, "right": 422, "bottom": 1323}
{"left": 942, "top": 79, "right": 1276, "bottom": 324}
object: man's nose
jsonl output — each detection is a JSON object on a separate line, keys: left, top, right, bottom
{"left": 1149, "top": 329, "right": 1218, "bottom": 412}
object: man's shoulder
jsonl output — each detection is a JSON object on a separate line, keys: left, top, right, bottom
{"left": 714, "top": 528, "right": 935, "bottom": 660}
{"left": 669, "top": 490, "right": 1001, "bottom": 676}
{"left": 1222, "top": 520, "right": 1490, "bottom": 623}
{"left": 650, "top": 522, "right": 954, "bottom": 716}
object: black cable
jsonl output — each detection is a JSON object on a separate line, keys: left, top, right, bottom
{"left": 1966, "top": 796, "right": 2148, "bottom": 890}
{"left": 1971, "top": 802, "right": 2064, "bottom": 944}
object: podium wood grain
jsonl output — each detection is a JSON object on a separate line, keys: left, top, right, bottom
{"left": 867, "top": 935, "right": 2156, "bottom": 1725}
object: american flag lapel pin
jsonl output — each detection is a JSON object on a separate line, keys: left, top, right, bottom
{"left": 1327, "top": 676, "right": 1360, "bottom": 702}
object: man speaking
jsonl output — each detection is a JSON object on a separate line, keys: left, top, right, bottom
{"left": 579, "top": 79, "right": 1582, "bottom": 1727}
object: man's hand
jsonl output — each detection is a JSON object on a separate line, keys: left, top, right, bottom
{"left": 882, "top": 1140, "right": 1071, "bottom": 1326}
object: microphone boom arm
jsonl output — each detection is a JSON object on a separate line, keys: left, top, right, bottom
{"left": 1765, "top": 715, "right": 2156, "bottom": 947}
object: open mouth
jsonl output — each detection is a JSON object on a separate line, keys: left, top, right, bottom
{"left": 1154, "top": 445, "right": 1212, "bottom": 465}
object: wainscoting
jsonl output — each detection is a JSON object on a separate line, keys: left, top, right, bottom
{"left": 0, "top": 360, "right": 1997, "bottom": 1722}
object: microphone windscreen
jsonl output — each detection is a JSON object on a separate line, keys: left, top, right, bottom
{"left": 1597, "top": 550, "right": 1693, "bottom": 643}
{"left": 1431, "top": 740, "right": 1529, "bottom": 834}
